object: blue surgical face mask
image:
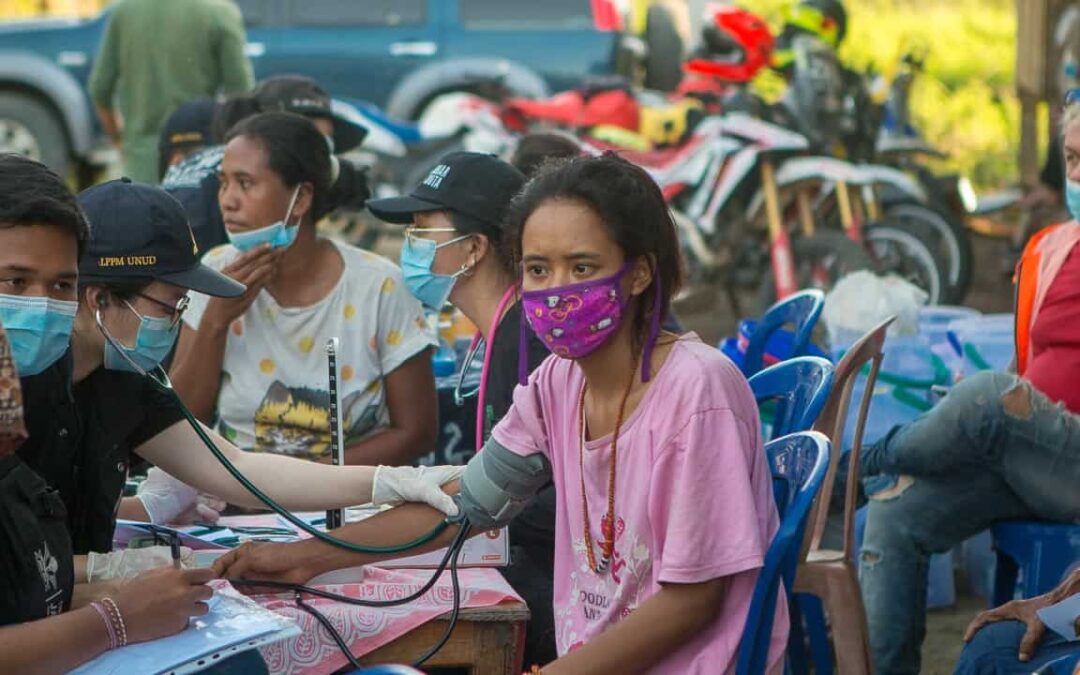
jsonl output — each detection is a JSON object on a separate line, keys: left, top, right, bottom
{"left": 99, "top": 301, "right": 180, "bottom": 373}
{"left": 400, "top": 233, "right": 473, "bottom": 311}
{"left": 0, "top": 294, "right": 77, "bottom": 376}
{"left": 1067, "top": 180, "right": 1080, "bottom": 223}
{"left": 226, "top": 185, "right": 302, "bottom": 252}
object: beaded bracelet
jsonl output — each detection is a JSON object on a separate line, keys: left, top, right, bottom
{"left": 99, "top": 597, "right": 128, "bottom": 648}
{"left": 89, "top": 601, "right": 117, "bottom": 650}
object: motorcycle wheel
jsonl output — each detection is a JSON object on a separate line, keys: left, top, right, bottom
{"left": 758, "top": 230, "right": 873, "bottom": 310}
{"left": 864, "top": 218, "right": 947, "bottom": 306}
{"left": 883, "top": 201, "right": 973, "bottom": 303}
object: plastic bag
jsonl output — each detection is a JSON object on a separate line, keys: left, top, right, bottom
{"left": 822, "top": 271, "right": 928, "bottom": 348}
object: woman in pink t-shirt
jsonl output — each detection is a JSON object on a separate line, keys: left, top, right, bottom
{"left": 215, "top": 154, "right": 788, "bottom": 674}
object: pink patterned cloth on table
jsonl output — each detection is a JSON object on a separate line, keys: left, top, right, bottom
{"left": 253, "top": 567, "right": 521, "bottom": 675}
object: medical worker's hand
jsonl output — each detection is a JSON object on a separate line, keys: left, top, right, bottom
{"left": 137, "top": 467, "right": 226, "bottom": 525}
{"left": 113, "top": 567, "right": 216, "bottom": 644}
{"left": 86, "top": 546, "right": 195, "bottom": 583}
{"left": 371, "top": 464, "right": 464, "bottom": 516}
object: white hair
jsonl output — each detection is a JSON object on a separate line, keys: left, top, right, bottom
{"left": 1064, "top": 102, "right": 1080, "bottom": 132}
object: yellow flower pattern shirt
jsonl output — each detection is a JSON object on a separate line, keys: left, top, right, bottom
{"left": 183, "top": 240, "right": 435, "bottom": 459}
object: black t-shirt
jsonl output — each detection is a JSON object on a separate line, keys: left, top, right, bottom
{"left": 482, "top": 302, "right": 552, "bottom": 442}
{"left": 482, "top": 302, "right": 558, "bottom": 664}
{"left": 0, "top": 454, "right": 74, "bottom": 625}
{"left": 17, "top": 353, "right": 185, "bottom": 554}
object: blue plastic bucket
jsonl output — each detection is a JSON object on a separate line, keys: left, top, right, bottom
{"left": 946, "top": 314, "right": 1015, "bottom": 378}
{"left": 833, "top": 335, "right": 950, "bottom": 449}
{"left": 918, "top": 306, "right": 981, "bottom": 351}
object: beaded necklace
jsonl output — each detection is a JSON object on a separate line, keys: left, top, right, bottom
{"left": 577, "top": 352, "right": 640, "bottom": 574}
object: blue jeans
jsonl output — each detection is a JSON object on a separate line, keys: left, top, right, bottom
{"left": 954, "top": 620, "right": 1079, "bottom": 674}
{"left": 857, "top": 371, "right": 1080, "bottom": 675}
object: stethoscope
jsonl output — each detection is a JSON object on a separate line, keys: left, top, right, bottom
{"left": 452, "top": 286, "right": 517, "bottom": 451}
{"left": 93, "top": 306, "right": 460, "bottom": 554}
{"left": 95, "top": 304, "right": 472, "bottom": 667}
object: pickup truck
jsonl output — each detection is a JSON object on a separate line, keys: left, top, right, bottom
{"left": 0, "top": 0, "right": 683, "bottom": 179}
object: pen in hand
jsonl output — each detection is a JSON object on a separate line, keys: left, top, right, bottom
{"left": 170, "top": 534, "right": 182, "bottom": 570}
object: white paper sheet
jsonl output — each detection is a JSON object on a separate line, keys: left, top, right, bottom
{"left": 1037, "top": 592, "right": 1080, "bottom": 641}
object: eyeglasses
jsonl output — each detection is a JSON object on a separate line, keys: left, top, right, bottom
{"left": 404, "top": 226, "right": 458, "bottom": 244}
{"left": 133, "top": 292, "right": 190, "bottom": 330}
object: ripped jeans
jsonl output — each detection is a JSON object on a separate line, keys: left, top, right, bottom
{"left": 857, "top": 371, "right": 1080, "bottom": 675}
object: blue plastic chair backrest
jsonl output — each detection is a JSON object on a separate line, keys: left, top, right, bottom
{"left": 743, "top": 289, "right": 825, "bottom": 376}
{"left": 737, "top": 431, "right": 831, "bottom": 675}
{"left": 1034, "top": 654, "right": 1080, "bottom": 675}
{"left": 748, "top": 356, "right": 835, "bottom": 441}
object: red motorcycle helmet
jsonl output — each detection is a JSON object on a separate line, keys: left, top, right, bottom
{"left": 684, "top": 6, "right": 775, "bottom": 84}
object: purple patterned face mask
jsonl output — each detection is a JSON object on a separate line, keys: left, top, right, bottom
{"left": 518, "top": 261, "right": 662, "bottom": 385}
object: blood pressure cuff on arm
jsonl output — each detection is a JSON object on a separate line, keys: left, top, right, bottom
{"left": 456, "top": 438, "right": 551, "bottom": 530}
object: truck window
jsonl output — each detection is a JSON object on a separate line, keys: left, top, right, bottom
{"left": 288, "top": 0, "right": 426, "bottom": 26}
{"left": 234, "top": 0, "right": 270, "bottom": 26}
{"left": 458, "top": 0, "right": 593, "bottom": 29}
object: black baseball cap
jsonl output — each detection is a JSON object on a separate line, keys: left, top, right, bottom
{"left": 367, "top": 152, "right": 526, "bottom": 233}
{"left": 252, "top": 75, "right": 367, "bottom": 153}
{"left": 77, "top": 178, "right": 245, "bottom": 298}
{"left": 159, "top": 98, "right": 217, "bottom": 155}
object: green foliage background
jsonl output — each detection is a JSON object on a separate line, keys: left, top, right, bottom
{"left": 742, "top": 0, "right": 1019, "bottom": 188}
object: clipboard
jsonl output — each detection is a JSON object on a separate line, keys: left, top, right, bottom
{"left": 71, "top": 584, "right": 300, "bottom": 675}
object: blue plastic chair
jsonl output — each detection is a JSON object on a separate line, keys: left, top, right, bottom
{"left": 991, "top": 521, "right": 1080, "bottom": 606}
{"left": 742, "top": 290, "right": 826, "bottom": 376}
{"left": 748, "top": 357, "right": 835, "bottom": 441}
{"left": 1034, "top": 653, "right": 1080, "bottom": 675}
{"left": 737, "top": 431, "right": 832, "bottom": 675}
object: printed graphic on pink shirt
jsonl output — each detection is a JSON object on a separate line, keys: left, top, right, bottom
{"left": 558, "top": 516, "right": 653, "bottom": 652}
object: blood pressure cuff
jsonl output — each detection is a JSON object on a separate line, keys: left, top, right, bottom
{"left": 456, "top": 438, "right": 552, "bottom": 530}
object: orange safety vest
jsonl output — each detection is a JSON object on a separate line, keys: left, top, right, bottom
{"left": 1014, "top": 221, "right": 1080, "bottom": 375}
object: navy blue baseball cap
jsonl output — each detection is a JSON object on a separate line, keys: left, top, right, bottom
{"left": 252, "top": 75, "right": 367, "bottom": 153}
{"left": 367, "top": 152, "right": 525, "bottom": 234}
{"left": 77, "top": 178, "right": 245, "bottom": 297}
{"left": 159, "top": 98, "right": 217, "bottom": 156}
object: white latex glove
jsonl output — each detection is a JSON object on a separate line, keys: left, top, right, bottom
{"left": 136, "top": 468, "right": 227, "bottom": 525}
{"left": 371, "top": 465, "right": 466, "bottom": 516}
{"left": 86, "top": 546, "right": 195, "bottom": 583}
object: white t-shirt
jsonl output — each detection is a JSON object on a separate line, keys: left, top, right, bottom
{"left": 183, "top": 239, "right": 436, "bottom": 460}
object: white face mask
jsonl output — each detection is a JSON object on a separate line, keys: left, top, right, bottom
{"left": 225, "top": 185, "right": 302, "bottom": 252}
